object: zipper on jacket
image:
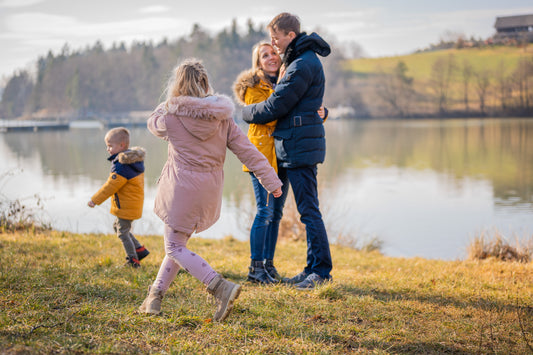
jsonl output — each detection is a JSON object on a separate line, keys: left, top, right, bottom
{"left": 114, "top": 194, "right": 121, "bottom": 209}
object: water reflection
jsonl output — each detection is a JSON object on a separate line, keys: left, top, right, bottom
{"left": 1, "top": 118, "right": 532, "bottom": 260}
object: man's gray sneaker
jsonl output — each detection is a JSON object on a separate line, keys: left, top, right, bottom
{"left": 294, "top": 273, "right": 331, "bottom": 290}
{"left": 282, "top": 270, "right": 309, "bottom": 284}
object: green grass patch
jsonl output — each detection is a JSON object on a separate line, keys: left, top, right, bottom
{"left": 346, "top": 46, "right": 531, "bottom": 81}
{"left": 1, "top": 231, "right": 532, "bottom": 353}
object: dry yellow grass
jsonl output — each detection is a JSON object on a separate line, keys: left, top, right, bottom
{"left": 468, "top": 229, "right": 532, "bottom": 262}
{"left": 1, "top": 230, "right": 532, "bottom": 354}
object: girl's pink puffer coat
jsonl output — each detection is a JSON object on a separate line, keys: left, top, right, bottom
{"left": 147, "top": 94, "right": 282, "bottom": 234}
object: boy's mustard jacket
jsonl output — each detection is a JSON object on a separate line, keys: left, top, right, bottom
{"left": 91, "top": 147, "right": 145, "bottom": 220}
{"left": 233, "top": 69, "right": 278, "bottom": 173}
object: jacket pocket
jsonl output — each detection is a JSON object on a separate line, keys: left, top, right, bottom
{"left": 114, "top": 194, "right": 121, "bottom": 209}
{"left": 249, "top": 135, "right": 273, "bottom": 156}
{"left": 273, "top": 128, "right": 293, "bottom": 162}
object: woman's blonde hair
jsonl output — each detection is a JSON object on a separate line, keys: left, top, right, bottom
{"left": 165, "top": 58, "right": 213, "bottom": 101}
{"left": 252, "top": 42, "right": 274, "bottom": 71}
{"left": 251, "top": 42, "right": 279, "bottom": 86}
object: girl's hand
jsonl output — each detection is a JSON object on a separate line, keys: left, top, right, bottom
{"left": 88, "top": 200, "right": 95, "bottom": 208}
{"left": 272, "top": 187, "right": 282, "bottom": 198}
{"left": 317, "top": 106, "right": 326, "bottom": 119}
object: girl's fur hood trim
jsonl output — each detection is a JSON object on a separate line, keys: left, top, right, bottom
{"left": 165, "top": 94, "right": 234, "bottom": 121}
{"left": 233, "top": 69, "right": 261, "bottom": 105}
{"left": 118, "top": 146, "right": 146, "bottom": 164}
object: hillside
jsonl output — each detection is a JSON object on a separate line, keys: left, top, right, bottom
{"left": 347, "top": 47, "right": 528, "bottom": 80}
{"left": 343, "top": 46, "right": 533, "bottom": 118}
{"left": 1, "top": 231, "right": 532, "bottom": 353}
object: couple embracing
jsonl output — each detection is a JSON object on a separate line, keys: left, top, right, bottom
{"left": 234, "top": 12, "right": 332, "bottom": 289}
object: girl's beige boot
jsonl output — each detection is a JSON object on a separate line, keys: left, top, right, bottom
{"left": 139, "top": 286, "right": 164, "bottom": 315}
{"left": 206, "top": 274, "right": 242, "bottom": 322}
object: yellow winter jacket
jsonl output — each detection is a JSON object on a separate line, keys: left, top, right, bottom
{"left": 233, "top": 69, "right": 277, "bottom": 173}
{"left": 91, "top": 147, "right": 145, "bottom": 220}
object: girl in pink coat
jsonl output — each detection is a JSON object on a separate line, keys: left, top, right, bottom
{"left": 139, "top": 59, "right": 283, "bottom": 322}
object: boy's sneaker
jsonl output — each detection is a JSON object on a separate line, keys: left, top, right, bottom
{"left": 282, "top": 270, "right": 309, "bottom": 284}
{"left": 136, "top": 246, "right": 150, "bottom": 261}
{"left": 125, "top": 256, "right": 141, "bottom": 268}
{"left": 295, "top": 273, "right": 331, "bottom": 290}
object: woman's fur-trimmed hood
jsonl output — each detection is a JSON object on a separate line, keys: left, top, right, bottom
{"left": 233, "top": 69, "right": 261, "bottom": 105}
{"left": 118, "top": 146, "right": 145, "bottom": 164}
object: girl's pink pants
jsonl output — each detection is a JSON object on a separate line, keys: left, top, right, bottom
{"left": 152, "top": 225, "right": 218, "bottom": 292}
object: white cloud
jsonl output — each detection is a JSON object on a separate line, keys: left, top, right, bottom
{"left": 3, "top": 12, "right": 192, "bottom": 45}
{"left": 0, "top": 0, "right": 43, "bottom": 8}
{"left": 138, "top": 5, "right": 169, "bottom": 14}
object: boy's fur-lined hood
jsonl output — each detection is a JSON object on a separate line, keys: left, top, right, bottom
{"left": 117, "top": 146, "right": 146, "bottom": 164}
{"left": 233, "top": 69, "right": 261, "bottom": 105}
{"left": 165, "top": 94, "right": 235, "bottom": 141}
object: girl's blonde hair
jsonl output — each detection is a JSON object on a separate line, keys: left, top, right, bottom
{"left": 165, "top": 58, "right": 213, "bottom": 101}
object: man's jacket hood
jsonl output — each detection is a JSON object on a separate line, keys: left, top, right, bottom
{"left": 284, "top": 32, "right": 331, "bottom": 66}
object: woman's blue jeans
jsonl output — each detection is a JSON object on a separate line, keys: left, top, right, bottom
{"left": 249, "top": 172, "right": 289, "bottom": 261}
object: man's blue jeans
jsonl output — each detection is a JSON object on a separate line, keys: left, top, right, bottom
{"left": 282, "top": 165, "right": 332, "bottom": 278}
{"left": 249, "top": 172, "right": 289, "bottom": 261}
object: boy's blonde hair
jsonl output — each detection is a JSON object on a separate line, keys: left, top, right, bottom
{"left": 165, "top": 58, "right": 213, "bottom": 102}
{"left": 105, "top": 127, "right": 130, "bottom": 146}
{"left": 268, "top": 12, "right": 301, "bottom": 35}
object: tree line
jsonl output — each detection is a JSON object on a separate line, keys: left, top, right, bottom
{"left": 369, "top": 53, "right": 533, "bottom": 118}
{"left": 0, "top": 20, "right": 350, "bottom": 120}
{"left": 1, "top": 19, "right": 531, "bottom": 120}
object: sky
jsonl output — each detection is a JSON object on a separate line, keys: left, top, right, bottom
{"left": 1, "top": 0, "right": 533, "bottom": 82}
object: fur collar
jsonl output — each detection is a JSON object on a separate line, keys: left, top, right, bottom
{"left": 166, "top": 94, "right": 234, "bottom": 121}
{"left": 233, "top": 69, "right": 276, "bottom": 105}
{"left": 233, "top": 69, "right": 262, "bottom": 105}
{"left": 117, "top": 147, "right": 146, "bottom": 164}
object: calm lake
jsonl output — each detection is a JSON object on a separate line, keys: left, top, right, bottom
{"left": 1, "top": 118, "right": 532, "bottom": 260}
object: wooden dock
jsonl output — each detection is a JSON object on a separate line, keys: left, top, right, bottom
{"left": 0, "top": 117, "right": 147, "bottom": 132}
{"left": 0, "top": 120, "right": 70, "bottom": 132}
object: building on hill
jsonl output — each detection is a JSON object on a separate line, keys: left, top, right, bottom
{"left": 494, "top": 14, "right": 533, "bottom": 43}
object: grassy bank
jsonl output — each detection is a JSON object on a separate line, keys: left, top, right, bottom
{"left": 1, "top": 231, "right": 532, "bottom": 354}
{"left": 343, "top": 46, "right": 533, "bottom": 117}
{"left": 346, "top": 47, "right": 529, "bottom": 81}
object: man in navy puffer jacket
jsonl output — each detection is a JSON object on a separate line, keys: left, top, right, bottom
{"left": 242, "top": 12, "right": 332, "bottom": 289}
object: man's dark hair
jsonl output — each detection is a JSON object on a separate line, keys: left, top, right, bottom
{"left": 268, "top": 12, "right": 301, "bottom": 35}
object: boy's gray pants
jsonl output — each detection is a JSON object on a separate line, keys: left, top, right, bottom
{"left": 113, "top": 217, "right": 142, "bottom": 259}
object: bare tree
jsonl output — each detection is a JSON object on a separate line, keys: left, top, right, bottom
{"left": 430, "top": 54, "right": 456, "bottom": 115}
{"left": 474, "top": 69, "right": 491, "bottom": 115}
{"left": 495, "top": 59, "right": 511, "bottom": 112}
{"left": 513, "top": 59, "right": 528, "bottom": 111}
{"left": 376, "top": 61, "right": 414, "bottom": 117}
{"left": 461, "top": 60, "right": 473, "bottom": 112}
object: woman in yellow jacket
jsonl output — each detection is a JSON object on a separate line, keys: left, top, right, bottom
{"left": 234, "top": 42, "right": 288, "bottom": 284}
